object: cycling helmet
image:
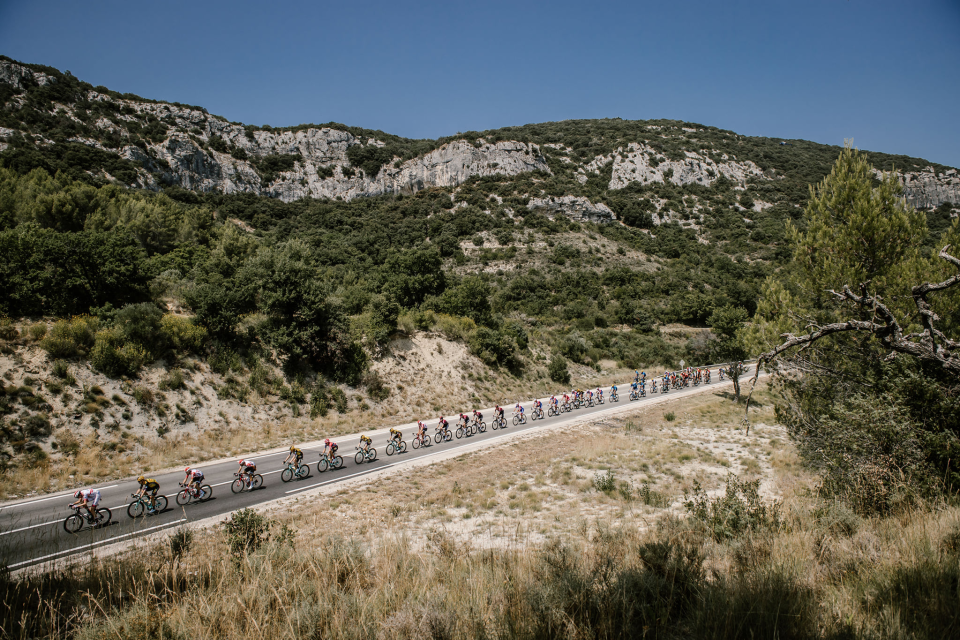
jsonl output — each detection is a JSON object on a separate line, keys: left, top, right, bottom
{"left": 74, "top": 490, "right": 82, "bottom": 499}
{"left": 325, "top": 438, "right": 331, "bottom": 445}
{"left": 137, "top": 475, "right": 145, "bottom": 483}
{"left": 290, "top": 446, "right": 296, "bottom": 452}
{"left": 184, "top": 467, "right": 191, "bottom": 473}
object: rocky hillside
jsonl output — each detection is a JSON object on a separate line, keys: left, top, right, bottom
{"left": 2, "top": 56, "right": 958, "bottom": 218}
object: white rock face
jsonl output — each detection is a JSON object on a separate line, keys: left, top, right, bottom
{"left": 0, "top": 60, "right": 55, "bottom": 89}
{"left": 878, "top": 168, "right": 960, "bottom": 210}
{"left": 579, "top": 143, "right": 765, "bottom": 189}
{"left": 527, "top": 196, "right": 616, "bottom": 223}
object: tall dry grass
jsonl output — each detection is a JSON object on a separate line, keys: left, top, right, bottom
{"left": 6, "top": 496, "right": 959, "bottom": 640}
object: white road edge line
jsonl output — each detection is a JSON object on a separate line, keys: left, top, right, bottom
{"left": 1, "top": 485, "right": 119, "bottom": 511}
{"left": 8, "top": 518, "right": 188, "bottom": 569}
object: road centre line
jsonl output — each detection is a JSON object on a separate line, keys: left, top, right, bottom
{"left": 1, "top": 485, "right": 119, "bottom": 511}
{"left": 8, "top": 518, "right": 188, "bottom": 569}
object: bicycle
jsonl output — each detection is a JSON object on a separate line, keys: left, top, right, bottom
{"left": 472, "top": 417, "right": 487, "bottom": 433}
{"left": 411, "top": 432, "right": 432, "bottom": 449}
{"left": 386, "top": 438, "right": 407, "bottom": 456}
{"left": 230, "top": 472, "right": 263, "bottom": 494}
{"left": 281, "top": 461, "right": 311, "bottom": 482}
{"left": 530, "top": 406, "right": 544, "bottom": 421}
{"left": 435, "top": 426, "right": 452, "bottom": 443}
{"left": 127, "top": 492, "right": 168, "bottom": 518}
{"left": 64, "top": 504, "right": 112, "bottom": 533}
{"left": 610, "top": 391, "right": 619, "bottom": 402}
{"left": 547, "top": 404, "right": 560, "bottom": 417}
{"left": 492, "top": 415, "right": 507, "bottom": 430}
{"left": 512, "top": 412, "right": 527, "bottom": 426}
{"left": 318, "top": 453, "right": 344, "bottom": 472}
{"left": 176, "top": 482, "right": 212, "bottom": 505}
{"left": 355, "top": 445, "right": 378, "bottom": 464}
{"left": 455, "top": 422, "right": 474, "bottom": 439}
{"left": 596, "top": 395, "right": 605, "bottom": 405}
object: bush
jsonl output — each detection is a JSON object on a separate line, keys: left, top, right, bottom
{"left": 434, "top": 314, "right": 476, "bottom": 341}
{"left": 593, "top": 470, "right": 616, "bottom": 493}
{"left": 560, "top": 330, "right": 588, "bottom": 363}
{"left": 51, "top": 360, "right": 71, "bottom": 379}
{"left": 548, "top": 354, "right": 570, "bottom": 384}
{"left": 0, "top": 317, "right": 18, "bottom": 341}
{"left": 469, "top": 326, "right": 520, "bottom": 370}
{"left": 222, "top": 508, "right": 272, "bottom": 561}
{"left": 40, "top": 316, "right": 99, "bottom": 358}
{"left": 113, "top": 303, "right": 163, "bottom": 354}
{"left": 90, "top": 328, "right": 147, "bottom": 377}
{"left": 158, "top": 369, "right": 185, "bottom": 391}
{"left": 330, "top": 387, "right": 348, "bottom": 413}
{"left": 684, "top": 475, "right": 783, "bottom": 541}
{"left": 159, "top": 315, "right": 207, "bottom": 353}
{"left": 26, "top": 323, "right": 47, "bottom": 341}
{"left": 362, "top": 370, "right": 390, "bottom": 402}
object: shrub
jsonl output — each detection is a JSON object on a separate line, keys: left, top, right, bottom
{"left": 222, "top": 508, "right": 272, "bottom": 562}
{"left": 665, "top": 411, "right": 676, "bottom": 422}
{"left": 434, "top": 314, "right": 476, "bottom": 341}
{"left": 169, "top": 527, "right": 193, "bottom": 560}
{"left": 26, "top": 323, "right": 47, "bottom": 342}
{"left": 560, "top": 330, "right": 588, "bottom": 363}
{"left": 310, "top": 385, "right": 330, "bottom": 418}
{"left": 159, "top": 315, "right": 207, "bottom": 353}
{"left": 113, "top": 303, "right": 163, "bottom": 354}
{"left": 210, "top": 348, "right": 243, "bottom": 375}
{"left": 469, "top": 327, "right": 520, "bottom": 370}
{"left": 90, "top": 328, "right": 147, "bottom": 377}
{"left": 362, "top": 370, "right": 390, "bottom": 402}
{"left": 40, "top": 316, "right": 98, "bottom": 358}
{"left": 548, "top": 354, "right": 570, "bottom": 384}
{"left": 684, "top": 475, "right": 783, "bottom": 541}
{"left": 158, "top": 369, "right": 185, "bottom": 391}
{"left": 53, "top": 428, "right": 80, "bottom": 456}
{"left": 330, "top": 387, "right": 348, "bottom": 413}
{"left": 594, "top": 470, "right": 616, "bottom": 493}
{"left": 0, "top": 317, "right": 18, "bottom": 341}
{"left": 51, "top": 360, "right": 71, "bottom": 379}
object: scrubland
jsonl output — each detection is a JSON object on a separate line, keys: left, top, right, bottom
{"left": 4, "top": 381, "right": 958, "bottom": 639}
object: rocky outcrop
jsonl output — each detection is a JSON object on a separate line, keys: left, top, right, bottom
{"left": 527, "top": 196, "right": 616, "bottom": 223}
{"left": 879, "top": 168, "right": 960, "bottom": 210}
{"left": 0, "top": 60, "right": 55, "bottom": 90}
{"left": 579, "top": 143, "right": 765, "bottom": 190}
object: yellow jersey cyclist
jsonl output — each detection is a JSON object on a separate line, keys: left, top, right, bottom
{"left": 359, "top": 434, "right": 372, "bottom": 453}
{"left": 135, "top": 475, "right": 161, "bottom": 513}
{"left": 389, "top": 427, "right": 402, "bottom": 446}
{"left": 283, "top": 445, "right": 304, "bottom": 468}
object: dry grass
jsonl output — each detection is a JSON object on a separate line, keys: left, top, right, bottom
{"left": 5, "top": 382, "right": 959, "bottom": 638}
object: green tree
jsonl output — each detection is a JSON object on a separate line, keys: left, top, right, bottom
{"left": 746, "top": 145, "right": 960, "bottom": 511}
{"left": 382, "top": 246, "right": 446, "bottom": 307}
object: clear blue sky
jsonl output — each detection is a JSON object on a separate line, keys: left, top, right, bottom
{"left": 2, "top": 0, "right": 959, "bottom": 166}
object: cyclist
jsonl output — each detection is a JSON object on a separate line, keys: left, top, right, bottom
{"left": 416, "top": 420, "right": 428, "bottom": 442}
{"left": 586, "top": 389, "right": 594, "bottom": 404}
{"left": 640, "top": 371, "right": 647, "bottom": 383}
{"left": 71, "top": 488, "right": 101, "bottom": 520}
{"left": 238, "top": 458, "right": 257, "bottom": 487}
{"left": 135, "top": 475, "right": 161, "bottom": 513}
{"left": 472, "top": 409, "right": 483, "bottom": 427}
{"left": 389, "top": 427, "right": 402, "bottom": 446}
{"left": 437, "top": 416, "right": 450, "bottom": 437}
{"left": 651, "top": 378, "right": 658, "bottom": 393}
{"left": 631, "top": 379, "right": 638, "bottom": 396}
{"left": 458, "top": 413, "right": 470, "bottom": 430}
{"left": 323, "top": 438, "right": 338, "bottom": 462}
{"left": 182, "top": 467, "right": 204, "bottom": 495}
{"left": 514, "top": 402, "right": 525, "bottom": 418}
{"left": 610, "top": 384, "right": 617, "bottom": 399}
{"left": 596, "top": 387, "right": 603, "bottom": 401}
{"left": 634, "top": 370, "right": 640, "bottom": 383}
{"left": 550, "top": 395, "right": 558, "bottom": 410}
{"left": 359, "top": 434, "right": 372, "bottom": 455}
{"left": 562, "top": 392, "right": 571, "bottom": 409}
{"left": 283, "top": 445, "right": 303, "bottom": 469}
{"left": 532, "top": 399, "right": 542, "bottom": 415}
{"left": 494, "top": 405, "right": 504, "bottom": 425}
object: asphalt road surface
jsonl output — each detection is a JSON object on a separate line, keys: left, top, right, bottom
{"left": 0, "top": 368, "right": 753, "bottom": 570}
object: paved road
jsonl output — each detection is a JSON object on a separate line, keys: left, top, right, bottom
{"left": 0, "top": 368, "right": 752, "bottom": 570}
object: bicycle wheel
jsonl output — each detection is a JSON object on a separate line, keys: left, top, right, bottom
{"left": 386, "top": 443, "right": 396, "bottom": 456}
{"left": 176, "top": 489, "right": 192, "bottom": 505}
{"left": 281, "top": 468, "right": 294, "bottom": 483}
{"left": 251, "top": 475, "right": 263, "bottom": 490}
{"left": 478, "top": 422, "right": 486, "bottom": 433}
{"left": 355, "top": 450, "right": 365, "bottom": 464}
{"left": 398, "top": 441, "right": 407, "bottom": 453}
{"left": 95, "top": 507, "right": 112, "bottom": 526}
{"left": 155, "top": 495, "right": 168, "bottom": 512}
{"left": 318, "top": 458, "right": 329, "bottom": 472}
{"left": 127, "top": 500, "right": 145, "bottom": 518}
{"left": 531, "top": 411, "right": 538, "bottom": 421}
{"left": 435, "top": 432, "right": 443, "bottom": 444}
{"left": 333, "top": 456, "right": 343, "bottom": 469}
{"left": 297, "top": 464, "right": 310, "bottom": 479}
{"left": 369, "top": 448, "right": 377, "bottom": 461}
{"left": 456, "top": 427, "right": 464, "bottom": 439}
{"left": 513, "top": 415, "right": 519, "bottom": 426}
{"left": 63, "top": 513, "right": 84, "bottom": 534}
{"left": 412, "top": 436, "right": 421, "bottom": 449}
{"left": 231, "top": 478, "right": 244, "bottom": 494}
{"left": 492, "top": 419, "right": 499, "bottom": 430}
